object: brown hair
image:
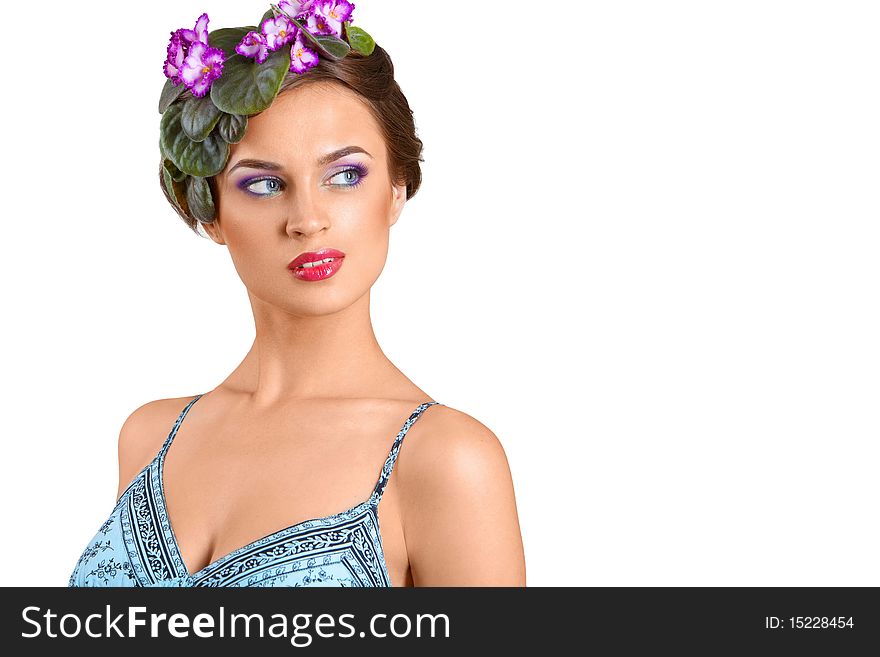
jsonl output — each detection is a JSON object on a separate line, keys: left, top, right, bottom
{"left": 159, "top": 43, "right": 424, "bottom": 236}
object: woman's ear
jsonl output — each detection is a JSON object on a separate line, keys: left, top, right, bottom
{"left": 388, "top": 182, "right": 406, "bottom": 228}
{"left": 201, "top": 219, "right": 226, "bottom": 245}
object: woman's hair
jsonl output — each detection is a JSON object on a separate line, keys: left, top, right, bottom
{"left": 159, "top": 43, "right": 424, "bottom": 236}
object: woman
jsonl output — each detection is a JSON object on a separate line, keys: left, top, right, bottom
{"left": 68, "top": 2, "right": 525, "bottom": 587}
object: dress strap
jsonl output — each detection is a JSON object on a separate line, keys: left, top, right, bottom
{"left": 157, "top": 393, "right": 205, "bottom": 459}
{"left": 370, "top": 401, "right": 442, "bottom": 505}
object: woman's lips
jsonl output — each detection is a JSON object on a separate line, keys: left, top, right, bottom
{"left": 288, "top": 248, "right": 345, "bottom": 282}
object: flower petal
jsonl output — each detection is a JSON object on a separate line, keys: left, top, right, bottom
{"left": 290, "top": 37, "right": 320, "bottom": 74}
{"left": 235, "top": 31, "right": 266, "bottom": 58}
{"left": 193, "top": 12, "right": 210, "bottom": 43}
{"left": 279, "top": 0, "right": 314, "bottom": 18}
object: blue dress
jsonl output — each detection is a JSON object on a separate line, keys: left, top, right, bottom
{"left": 68, "top": 394, "right": 441, "bottom": 587}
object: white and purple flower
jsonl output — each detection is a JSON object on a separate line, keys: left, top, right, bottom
{"left": 164, "top": 2, "right": 360, "bottom": 95}
{"left": 235, "top": 30, "right": 270, "bottom": 64}
{"left": 278, "top": 0, "right": 318, "bottom": 19}
{"left": 307, "top": 0, "right": 355, "bottom": 38}
{"left": 262, "top": 15, "right": 299, "bottom": 51}
{"left": 163, "top": 13, "right": 226, "bottom": 98}
{"left": 234, "top": 4, "right": 326, "bottom": 76}
{"left": 179, "top": 12, "right": 209, "bottom": 46}
{"left": 315, "top": 0, "right": 354, "bottom": 39}
{"left": 290, "top": 32, "right": 320, "bottom": 74}
{"left": 179, "top": 40, "right": 225, "bottom": 98}
{"left": 164, "top": 31, "right": 187, "bottom": 82}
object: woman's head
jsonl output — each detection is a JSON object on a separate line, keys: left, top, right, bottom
{"left": 161, "top": 44, "right": 423, "bottom": 233}
{"left": 159, "top": 44, "right": 424, "bottom": 314}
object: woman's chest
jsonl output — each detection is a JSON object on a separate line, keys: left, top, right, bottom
{"left": 159, "top": 403, "right": 413, "bottom": 583}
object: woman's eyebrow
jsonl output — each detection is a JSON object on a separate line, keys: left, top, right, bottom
{"left": 227, "top": 158, "right": 283, "bottom": 174}
{"left": 227, "top": 146, "right": 373, "bottom": 174}
{"left": 317, "top": 145, "right": 373, "bottom": 166}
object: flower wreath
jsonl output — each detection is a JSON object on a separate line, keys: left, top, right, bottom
{"left": 158, "top": 1, "right": 375, "bottom": 225}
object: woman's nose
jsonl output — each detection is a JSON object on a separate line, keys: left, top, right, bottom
{"left": 284, "top": 187, "right": 330, "bottom": 237}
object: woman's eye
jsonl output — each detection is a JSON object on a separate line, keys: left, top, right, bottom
{"left": 239, "top": 167, "right": 366, "bottom": 197}
{"left": 328, "top": 167, "right": 365, "bottom": 188}
{"left": 243, "top": 178, "right": 283, "bottom": 197}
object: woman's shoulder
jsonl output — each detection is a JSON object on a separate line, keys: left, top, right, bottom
{"left": 412, "top": 402, "right": 503, "bottom": 450}
{"left": 116, "top": 394, "right": 201, "bottom": 493}
{"left": 396, "top": 402, "right": 526, "bottom": 585}
{"left": 399, "top": 402, "right": 513, "bottom": 500}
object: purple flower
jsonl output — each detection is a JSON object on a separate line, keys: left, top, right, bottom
{"left": 180, "top": 40, "right": 225, "bottom": 97}
{"left": 235, "top": 31, "right": 270, "bottom": 64}
{"left": 163, "top": 13, "right": 225, "bottom": 97}
{"left": 165, "top": 3, "right": 361, "bottom": 95}
{"left": 278, "top": 0, "right": 317, "bottom": 20}
{"left": 164, "top": 31, "right": 187, "bottom": 84}
{"left": 262, "top": 15, "right": 298, "bottom": 51}
{"left": 179, "top": 12, "right": 209, "bottom": 46}
{"left": 289, "top": 32, "right": 320, "bottom": 74}
{"left": 310, "top": 0, "right": 355, "bottom": 38}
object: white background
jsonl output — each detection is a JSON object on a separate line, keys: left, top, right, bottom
{"left": 1, "top": 1, "right": 877, "bottom": 586}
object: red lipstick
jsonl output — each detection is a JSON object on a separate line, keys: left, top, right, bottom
{"left": 287, "top": 248, "right": 346, "bottom": 282}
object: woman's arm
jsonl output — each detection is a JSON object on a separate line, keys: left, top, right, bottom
{"left": 399, "top": 407, "right": 526, "bottom": 586}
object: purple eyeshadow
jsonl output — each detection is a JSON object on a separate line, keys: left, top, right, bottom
{"left": 234, "top": 161, "right": 369, "bottom": 196}
{"left": 335, "top": 162, "right": 369, "bottom": 180}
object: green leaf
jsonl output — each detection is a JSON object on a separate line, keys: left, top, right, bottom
{"left": 160, "top": 102, "right": 230, "bottom": 177}
{"left": 209, "top": 42, "right": 292, "bottom": 115}
{"left": 186, "top": 176, "right": 216, "bottom": 222}
{"left": 345, "top": 24, "right": 375, "bottom": 55}
{"left": 218, "top": 112, "right": 248, "bottom": 143}
{"left": 162, "top": 162, "right": 190, "bottom": 216}
{"left": 208, "top": 27, "right": 258, "bottom": 57}
{"left": 313, "top": 35, "right": 351, "bottom": 59}
{"left": 159, "top": 78, "right": 186, "bottom": 114}
{"left": 162, "top": 163, "right": 180, "bottom": 207}
{"left": 163, "top": 157, "right": 187, "bottom": 182}
{"left": 180, "top": 94, "right": 223, "bottom": 142}
{"left": 289, "top": 17, "right": 350, "bottom": 60}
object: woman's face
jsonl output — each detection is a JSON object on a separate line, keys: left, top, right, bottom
{"left": 206, "top": 80, "right": 406, "bottom": 315}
